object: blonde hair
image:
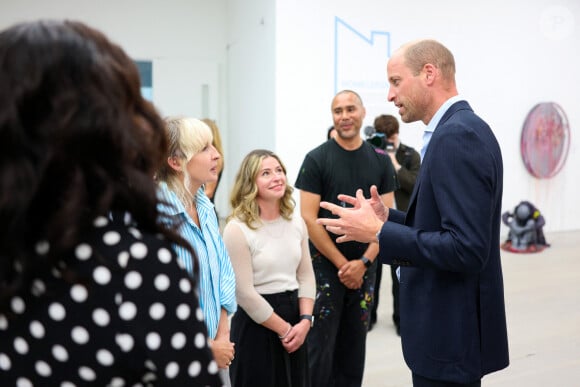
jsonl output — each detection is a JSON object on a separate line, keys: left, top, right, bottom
{"left": 156, "top": 117, "right": 213, "bottom": 209}
{"left": 228, "top": 149, "right": 295, "bottom": 230}
{"left": 201, "top": 118, "right": 224, "bottom": 173}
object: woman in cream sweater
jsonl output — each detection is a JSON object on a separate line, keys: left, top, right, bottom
{"left": 223, "top": 149, "right": 315, "bottom": 387}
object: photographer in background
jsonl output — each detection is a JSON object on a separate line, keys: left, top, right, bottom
{"left": 368, "top": 114, "right": 421, "bottom": 334}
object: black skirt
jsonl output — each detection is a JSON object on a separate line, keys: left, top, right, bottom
{"left": 229, "top": 290, "right": 310, "bottom": 387}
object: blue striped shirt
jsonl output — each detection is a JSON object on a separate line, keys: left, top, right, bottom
{"left": 158, "top": 183, "right": 237, "bottom": 339}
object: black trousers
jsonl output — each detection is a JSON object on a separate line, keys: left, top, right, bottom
{"left": 413, "top": 373, "right": 481, "bottom": 387}
{"left": 371, "top": 264, "right": 400, "bottom": 331}
{"left": 307, "top": 255, "right": 376, "bottom": 387}
{"left": 370, "top": 262, "right": 381, "bottom": 324}
{"left": 230, "top": 290, "right": 310, "bottom": 387}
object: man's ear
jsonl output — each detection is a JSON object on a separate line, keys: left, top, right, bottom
{"left": 167, "top": 156, "right": 182, "bottom": 172}
{"left": 423, "top": 64, "right": 436, "bottom": 85}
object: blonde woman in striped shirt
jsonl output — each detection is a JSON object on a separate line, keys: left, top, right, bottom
{"left": 157, "top": 117, "right": 237, "bottom": 386}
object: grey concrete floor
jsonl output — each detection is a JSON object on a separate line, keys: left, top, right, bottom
{"left": 363, "top": 230, "right": 580, "bottom": 387}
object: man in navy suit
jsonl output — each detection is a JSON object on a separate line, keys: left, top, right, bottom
{"left": 315, "top": 39, "right": 509, "bottom": 386}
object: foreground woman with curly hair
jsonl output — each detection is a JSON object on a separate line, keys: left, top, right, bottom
{"left": 0, "top": 20, "right": 222, "bottom": 386}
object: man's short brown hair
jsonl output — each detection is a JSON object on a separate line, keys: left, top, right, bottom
{"left": 374, "top": 114, "right": 399, "bottom": 138}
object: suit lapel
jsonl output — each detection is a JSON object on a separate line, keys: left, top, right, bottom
{"left": 405, "top": 179, "right": 419, "bottom": 225}
{"left": 404, "top": 100, "right": 473, "bottom": 224}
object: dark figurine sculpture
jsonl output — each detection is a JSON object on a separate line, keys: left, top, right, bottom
{"left": 502, "top": 201, "right": 549, "bottom": 252}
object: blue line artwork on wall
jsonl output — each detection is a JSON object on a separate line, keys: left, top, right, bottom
{"left": 333, "top": 17, "right": 391, "bottom": 95}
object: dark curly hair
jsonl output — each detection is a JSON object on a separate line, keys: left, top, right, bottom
{"left": 0, "top": 20, "right": 195, "bottom": 311}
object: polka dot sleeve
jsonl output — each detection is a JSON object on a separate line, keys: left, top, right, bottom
{"left": 114, "top": 230, "right": 223, "bottom": 385}
{"left": 0, "top": 217, "right": 224, "bottom": 386}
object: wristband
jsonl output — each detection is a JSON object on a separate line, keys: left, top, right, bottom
{"left": 300, "top": 314, "right": 314, "bottom": 327}
{"left": 360, "top": 256, "right": 372, "bottom": 268}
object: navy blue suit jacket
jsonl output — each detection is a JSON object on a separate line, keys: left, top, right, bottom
{"left": 379, "top": 101, "right": 509, "bottom": 383}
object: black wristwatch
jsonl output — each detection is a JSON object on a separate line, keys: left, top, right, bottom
{"left": 300, "top": 314, "right": 314, "bottom": 327}
{"left": 360, "top": 256, "right": 372, "bottom": 268}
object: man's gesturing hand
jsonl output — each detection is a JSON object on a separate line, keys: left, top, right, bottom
{"left": 316, "top": 186, "right": 387, "bottom": 244}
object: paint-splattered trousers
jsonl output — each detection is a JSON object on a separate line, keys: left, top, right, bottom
{"left": 306, "top": 254, "right": 377, "bottom": 387}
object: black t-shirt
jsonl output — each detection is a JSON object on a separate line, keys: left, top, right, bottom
{"left": 295, "top": 139, "right": 398, "bottom": 260}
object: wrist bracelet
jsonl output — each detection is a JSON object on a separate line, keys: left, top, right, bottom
{"left": 278, "top": 324, "right": 292, "bottom": 339}
{"left": 360, "top": 256, "right": 372, "bottom": 268}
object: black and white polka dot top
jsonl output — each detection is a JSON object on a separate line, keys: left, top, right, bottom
{"left": 0, "top": 215, "right": 223, "bottom": 386}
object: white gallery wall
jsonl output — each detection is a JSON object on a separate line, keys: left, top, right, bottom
{"left": 276, "top": 0, "right": 580, "bottom": 233}
{"left": 226, "top": 0, "right": 276, "bottom": 208}
{"left": 1, "top": 0, "right": 578, "bottom": 232}
{"left": 0, "top": 1, "right": 228, "bottom": 119}
{"left": 0, "top": 0, "right": 233, "bottom": 213}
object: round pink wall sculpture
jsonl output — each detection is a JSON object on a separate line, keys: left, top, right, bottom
{"left": 520, "top": 102, "right": 570, "bottom": 179}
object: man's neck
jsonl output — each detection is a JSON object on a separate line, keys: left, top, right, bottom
{"left": 335, "top": 135, "right": 363, "bottom": 151}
